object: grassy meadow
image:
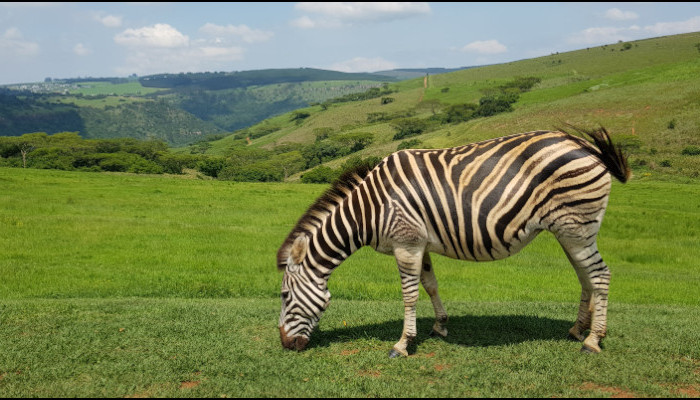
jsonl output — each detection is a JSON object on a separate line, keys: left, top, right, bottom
{"left": 1, "top": 167, "right": 699, "bottom": 397}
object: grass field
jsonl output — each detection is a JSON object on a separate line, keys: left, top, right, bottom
{"left": 1, "top": 167, "right": 698, "bottom": 397}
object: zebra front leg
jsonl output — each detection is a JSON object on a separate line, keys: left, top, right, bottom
{"left": 561, "top": 241, "right": 610, "bottom": 353}
{"left": 389, "top": 247, "right": 424, "bottom": 358}
{"left": 420, "top": 253, "right": 448, "bottom": 338}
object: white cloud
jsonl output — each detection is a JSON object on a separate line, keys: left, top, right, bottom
{"left": 568, "top": 26, "right": 628, "bottom": 45}
{"left": 604, "top": 8, "right": 639, "bottom": 21}
{"left": 113, "top": 24, "right": 246, "bottom": 75}
{"left": 94, "top": 13, "right": 123, "bottom": 28}
{"left": 73, "top": 43, "right": 90, "bottom": 56}
{"left": 461, "top": 40, "right": 507, "bottom": 55}
{"left": 293, "top": 2, "right": 430, "bottom": 28}
{"left": 114, "top": 23, "right": 189, "bottom": 48}
{"left": 569, "top": 16, "right": 700, "bottom": 46}
{"left": 329, "top": 56, "right": 397, "bottom": 73}
{"left": 643, "top": 16, "right": 700, "bottom": 36}
{"left": 0, "top": 28, "right": 39, "bottom": 57}
{"left": 114, "top": 45, "right": 246, "bottom": 76}
{"left": 199, "top": 23, "right": 273, "bottom": 43}
{"left": 290, "top": 16, "right": 317, "bottom": 29}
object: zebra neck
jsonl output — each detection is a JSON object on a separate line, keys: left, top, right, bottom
{"left": 305, "top": 189, "right": 370, "bottom": 277}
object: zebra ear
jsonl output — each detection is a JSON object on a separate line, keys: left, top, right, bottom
{"left": 290, "top": 235, "right": 308, "bottom": 265}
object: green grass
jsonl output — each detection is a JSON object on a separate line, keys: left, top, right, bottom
{"left": 1, "top": 299, "right": 698, "bottom": 397}
{"left": 1, "top": 167, "right": 699, "bottom": 396}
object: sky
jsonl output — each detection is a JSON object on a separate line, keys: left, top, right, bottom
{"left": 1, "top": 2, "right": 700, "bottom": 85}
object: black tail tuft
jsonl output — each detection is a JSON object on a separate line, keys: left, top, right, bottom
{"left": 560, "top": 124, "right": 631, "bottom": 183}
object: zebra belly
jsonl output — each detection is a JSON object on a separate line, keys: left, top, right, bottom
{"left": 424, "top": 221, "right": 542, "bottom": 262}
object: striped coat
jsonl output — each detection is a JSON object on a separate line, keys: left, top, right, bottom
{"left": 278, "top": 128, "right": 629, "bottom": 357}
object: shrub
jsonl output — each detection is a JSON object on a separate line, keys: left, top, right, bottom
{"left": 313, "top": 127, "right": 334, "bottom": 142}
{"left": 157, "top": 153, "right": 199, "bottom": 174}
{"left": 681, "top": 145, "right": 700, "bottom": 156}
{"left": 218, "top": 162, "right": 283, "bottom": 182}
{"left": 392, "top": 118, "right": 428, "bottom": 140}
{"left": 475, "top": 94, "right": 516, "bottom": 117}
{"left": 443, "top": 103, "right": 478, "bottom": 123}
{"left": 339, "top": 155, "right": 382, "bottom": 175}
{"left": 300, "top": 165, "right": 339, "bottom": 184}
{"left": 196, "top": 157, "right": 227, "bottom": 178}
{"left": 615, "top": 134, "right": 643, "bottom": 153}
{"left": 290, "top": 111, "right": 311, "bottom": 124}
{"left": 397, "top": 139, "right": 423, "bottom": 150}
{"left": 668, "top": 119, "right": 676, "bottom": 129}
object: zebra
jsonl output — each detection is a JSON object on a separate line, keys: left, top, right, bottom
{"left": 278, "top": 127, "right": 630, "bottom": 357}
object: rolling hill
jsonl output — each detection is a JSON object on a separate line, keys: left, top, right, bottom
{"left": 0, "top": 69, "right": 398, "bottom": 145}
{"left": 200, "top": 31, "right": 700, "bottom": 181}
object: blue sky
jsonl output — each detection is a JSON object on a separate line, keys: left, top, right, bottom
{"left": 1, "top": 2, "right": 700, "bottom": 85}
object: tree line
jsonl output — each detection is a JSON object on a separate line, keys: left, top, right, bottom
{"left": 0, "top": 128, "right": 377, "bottom": 183}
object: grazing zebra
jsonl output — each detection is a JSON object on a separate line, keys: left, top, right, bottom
{"left": 278, "top": 127, "right": 630, "bottom": 357}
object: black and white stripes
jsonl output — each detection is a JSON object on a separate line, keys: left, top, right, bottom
{"left": 278, "top": 128, "right": 629, "bottom": 356}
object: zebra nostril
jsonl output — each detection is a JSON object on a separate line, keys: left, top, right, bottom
{"left": 279, "top": 326, "right": 294, "bottom": 350}
{"left": 295, "top": 336, "right": 309, "bottom": 351}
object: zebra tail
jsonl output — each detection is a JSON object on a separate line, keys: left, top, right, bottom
{"left": 562, "top": 125, "right": 631, "bottom": 183}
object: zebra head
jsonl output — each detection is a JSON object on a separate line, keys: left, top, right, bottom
{"left": 278, "top": 234, "right": 331, "bottom": 351}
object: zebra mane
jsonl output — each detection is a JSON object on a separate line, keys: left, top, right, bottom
{"left": 558, "top": 124, "right": 631, "bottom": 183}
{"left": 276, "top": 164, "right": 374, "bottom": 271}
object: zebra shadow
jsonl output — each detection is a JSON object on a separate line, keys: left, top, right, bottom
{"left": 312, "top": 314, "right": 574, "bottom": 350}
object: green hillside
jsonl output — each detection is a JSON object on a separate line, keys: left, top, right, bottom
{"left": 0, "top": 69, "right": 397, "bottom": 145}
{"left": 204, "top": 31, "right": 700, "bottom": 181}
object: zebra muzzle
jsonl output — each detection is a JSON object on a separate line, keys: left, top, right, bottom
{"left": 279, "top": 326, "right": 309, "bottom": 351}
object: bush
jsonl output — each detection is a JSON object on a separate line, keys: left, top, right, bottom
{"left": 98, "top": 152, "right": 162, "bottom": 173}
{"left": 290, "top": 111, "right": 311, "bottom": 123}
{"left": 219, "top": 162, "right": 283, "bottom": 182}
{"left": 196, "top": 157, "right": 227, "bottom": 178}
{"left": 616, "top": 134, "right": 643, "bottom": 153}
{"left": 397, "top": 139, "right": 423, "bottom": 150}
{"left": 313, "top": 127, "right": 334, "bottom": 142}
{"left": 681, "top": 145, "right": 700, "bottom": 156}
{"left": 331, "top": 132, "right": 373, "bottom": 153}
{"left": 443, "top": 103, "right": 478, "bottom": 123}
{"left": 300, "top": 165, "right": 339, "bottom": 184}
{"left": 475, "top": 93, "right": 517, "bottom": 117}
{"left": 339, "top": 155, "right": 381, "bottom": 174}
{"left": 157, "top": 153, "right": 199, "bottom": 174}
{"left": 392, "top": 118, "right": 428, "bottom": 140}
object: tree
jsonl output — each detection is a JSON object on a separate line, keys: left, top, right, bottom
{"left": 15, "top": 132, "right": 49, "bottom": 168}
{"left": 391, "top": 118, "right": 428, "bottom": 140}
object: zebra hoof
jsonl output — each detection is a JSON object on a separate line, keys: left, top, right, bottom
{"left": 580, "top": 344, "right": 600, "bottom": 354}
{"left": 429, "top": 328, "right": 448, "bottom": 338}
{"left": 388, "top": 349, "right": 406, "bottom": 358}
{"left": 568, "top": 332, "right": 585, "bottom": 342}
{"left": 568, "top": 327, "right": 585, "bottom": 342}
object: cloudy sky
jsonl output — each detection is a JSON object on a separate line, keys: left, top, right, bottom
{"left": 1, "top": 2, "right": 700, "bottom": 85}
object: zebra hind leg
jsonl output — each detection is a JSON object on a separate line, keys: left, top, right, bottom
{"left": 420, "top": 253, "right": 448, "bottom": 338}
{"left": 560, "top": 239, "right": 610, "bottom": 353}
{"left": 568, "top": 287, "right": 592, "bottom": 342}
